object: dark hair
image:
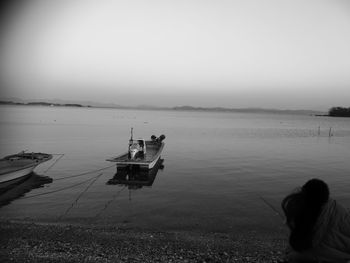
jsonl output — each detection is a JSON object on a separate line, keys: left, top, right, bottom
{"left": 281, "top": 178, "right": 329, "bottom": 251}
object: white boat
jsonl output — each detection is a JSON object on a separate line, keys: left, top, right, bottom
{"left": 107, "top": 129, "right": 165, "bottom": 169}
{"left": 0, "top": 152, "right": 53, "bottom": 188}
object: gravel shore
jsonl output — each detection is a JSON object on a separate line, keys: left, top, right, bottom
{"left": 0, "top": 220, "right": 287, "bottom": 262}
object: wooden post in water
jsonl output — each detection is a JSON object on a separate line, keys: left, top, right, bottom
{"left": 329, "top": 127, "right": 332, "bottom": 137}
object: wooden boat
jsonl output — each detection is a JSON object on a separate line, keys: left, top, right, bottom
{"left": 0, "top": 152, "right": 53, "bottom": 188}
{"left": 107, "top": 129, "right": 165, "bottom": 169}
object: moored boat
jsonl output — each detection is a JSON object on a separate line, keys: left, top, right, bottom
{"left": 107, "top": 158, "right": 164, "bottom": 189}
{"left": 107, "top": 129, "right": 165, "bottom": 169}
{"left": 0, "top": 152, "right": 53, "bottom": 188}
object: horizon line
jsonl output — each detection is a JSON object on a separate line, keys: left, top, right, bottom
{"left": 0, "top": 97, "right": 328, "bottom": 114}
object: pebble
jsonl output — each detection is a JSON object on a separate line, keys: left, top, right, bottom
{"left": 0, "top": 221, "right": 287, "bottom": 263}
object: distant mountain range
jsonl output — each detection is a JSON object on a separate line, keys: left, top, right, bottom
{"left": 172, "top": 106, "right": 324, "bottom": 115}
{"left": 0, "top": 97, "right": 326, "bottom": 115}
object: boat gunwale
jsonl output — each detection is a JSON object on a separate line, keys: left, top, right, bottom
{"left": 3, "top": 153, "right": 52, "bottom": 161}
{"left": 107, "top": 142, "right": 164, "bottom": 165}
{"left": 0, "top": 154, "right": 53, "bottom": 176}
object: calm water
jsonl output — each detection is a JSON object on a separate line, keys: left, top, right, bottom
{"left": 1, "top": 105, "right": 350, "bottom": 233}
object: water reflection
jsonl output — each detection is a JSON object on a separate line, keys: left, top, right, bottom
{"left": 0, "top": 173, "right": 53, "bottom": 207}
{"left": 107, "top": 159, "right": 164, "bottom": 190}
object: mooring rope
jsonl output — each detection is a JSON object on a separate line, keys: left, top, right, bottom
{"left": 58, "top": 173, "right": 104, "bottom": 220}
{"left": 40, "top": 152, "right": 115, "bottom": 181}
{"left": 54, "top": 164, "right": 115, "bottom": 181}
{"left": 21, "top": 174, "right": 101, "bottom": 199}
{"left": 94, "top": 186, "right": 127, "bottom": 218}
{"left": 258, "top": 194, "right": 285, "bottom": 221}
{"left": 42, "top": 154, "right": 65, "bottom": 174}
{"left": 20, "top": 161, "right": 115, "bottom": 200}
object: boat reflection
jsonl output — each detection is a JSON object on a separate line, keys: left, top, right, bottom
{"left": 0, "top": 173, "right": 53, "bottom": 207}
{"left": 107, "top": 158, "right": 164, "bottom": 190}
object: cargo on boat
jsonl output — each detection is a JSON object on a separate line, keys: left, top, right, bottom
{"left": 107, "top": 129, "right": 165, "bottom": 169}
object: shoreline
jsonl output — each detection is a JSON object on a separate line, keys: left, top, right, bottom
{"left": 0, "top": 220, "right": 287, "bottom": 262}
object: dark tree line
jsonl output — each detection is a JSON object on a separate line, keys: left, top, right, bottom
{"left": 328, "top": 107, "right": 350, "bottom": 117}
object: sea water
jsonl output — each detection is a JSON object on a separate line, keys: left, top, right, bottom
{"left": 0, "top": 105, "right": 350, "bottom": 233}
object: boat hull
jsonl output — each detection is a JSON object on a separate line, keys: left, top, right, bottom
{"left": 116, "top": 153, "right": 161, "bottom": 169}
{"left": 107, "top": 158, "right": 164, "bottom": 187}
{"left": 0, "top": 166, "right": 36, "bottom": 185}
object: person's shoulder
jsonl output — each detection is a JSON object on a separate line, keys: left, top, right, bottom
{"left": 332, "top": 199, "right": 348, "bottom": 212}
{"left": 330, "top": 199, "right": 350, "bottom": 223}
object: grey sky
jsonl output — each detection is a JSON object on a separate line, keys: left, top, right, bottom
{"left": 1, "top": 0, "right": 350, "bottom": 110}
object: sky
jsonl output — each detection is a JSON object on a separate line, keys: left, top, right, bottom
{"left": 0, "top": 0, "right": 350, "bottom": 110}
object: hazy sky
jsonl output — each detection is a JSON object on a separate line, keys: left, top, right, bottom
{"left": 1, "top": 0, "right": 350, "bottom": 110}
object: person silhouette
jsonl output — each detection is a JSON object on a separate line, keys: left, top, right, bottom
{"left": 282, "top": 178, "right": 350, "bottom": 262}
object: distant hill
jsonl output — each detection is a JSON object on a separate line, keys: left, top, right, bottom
{"left": 0, "top": 98, "right": 117, "bottom": 108}
{"left": 172, "top": 105, "right": 324, "bottom": 115}
{"left": 0, "top": 97, "right": 325, "bottom": 115}
{"left": 0, "top": 100, "right": 85, "bottom": 108}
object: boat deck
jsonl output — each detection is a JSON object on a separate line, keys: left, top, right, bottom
{"left": 111, "top": 143, "right": 160, "bottom": 163}
{"left": 107, "top": 142, "right": 164, "bottom": 165}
